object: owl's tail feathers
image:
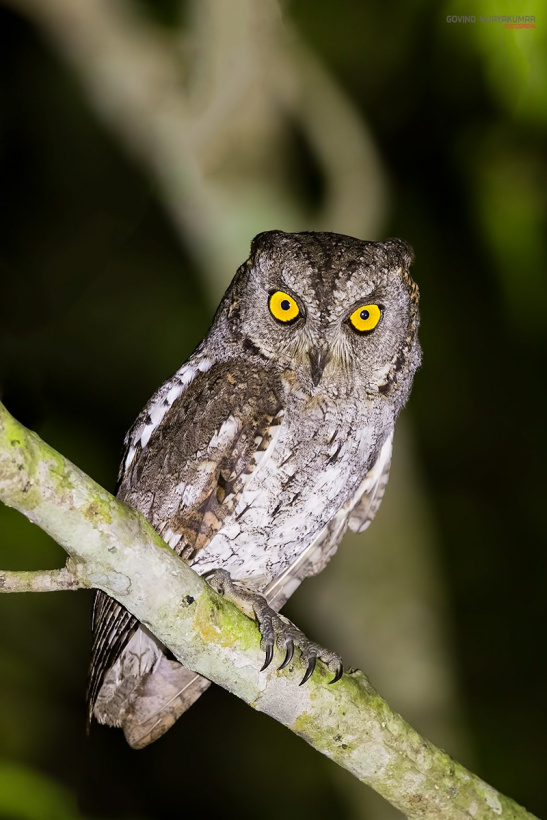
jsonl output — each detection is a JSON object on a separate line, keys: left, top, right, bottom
{"left": 92, "top": 629, "right": 211, "bottom": 748}
{"left": 121, "top": 660, "right": 211, "bottom": 749}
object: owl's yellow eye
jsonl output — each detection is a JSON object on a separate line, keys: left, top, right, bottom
{"left": 269, "top": 291, "right": 300, "bottom": 323}
{"left": 348, "top": 304, "right": 382, "bottom": 333}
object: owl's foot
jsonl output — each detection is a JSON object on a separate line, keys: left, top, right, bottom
{"left": 205, "top": 569, "right": 343, "bottom": 686}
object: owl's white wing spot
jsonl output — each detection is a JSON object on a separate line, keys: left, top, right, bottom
{"left": 124, "top": 445, "right": 138, "bottom": 472}
{"left": 149, "top": 401, "right": 168, "bottom": 426}
{"left": 209, "top": 416, "right": 240, "bottom": 449}
{"left": 196, "top": 357, "right": 213, "bottom": 374}
{"left": 140, "top": 424, "right": 154, "bottom": 449}
{"left": 162, "top": 527, "right": 182, "bottom": 549}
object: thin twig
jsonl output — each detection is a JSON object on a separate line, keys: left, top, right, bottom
{"left": 0, "top": 564, "right": 83, "bottom": 592}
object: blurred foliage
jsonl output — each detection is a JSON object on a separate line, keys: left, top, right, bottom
{"left": 0, "top": 762, "right": 82, "bottom": 820}
{"left": 0, "top": 1, "right": 546, "bottom": 819}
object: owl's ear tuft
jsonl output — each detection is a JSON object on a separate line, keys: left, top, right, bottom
{"left": 249, "top": 230, "right": 287, "bottom": 259}
{"left": 382, "top": 238, "right": 415, "bottom": 268}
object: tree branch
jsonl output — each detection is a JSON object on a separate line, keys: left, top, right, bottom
{"left": 0, "top": 400, "right": 537, "bottom": 820}
{"left": 0, "top": 564, "right": 83, "bottom": 592}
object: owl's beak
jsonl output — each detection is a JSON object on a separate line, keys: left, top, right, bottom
{"left": 308, "top": 347, "right": 331, "bottom": 386}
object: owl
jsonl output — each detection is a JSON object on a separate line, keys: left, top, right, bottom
{"left": 88, "top": 230, "right": 421, "bottom": 748}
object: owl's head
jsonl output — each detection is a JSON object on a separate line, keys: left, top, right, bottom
{"left": 221, "top": 230, "right": 421, "bottom": 408}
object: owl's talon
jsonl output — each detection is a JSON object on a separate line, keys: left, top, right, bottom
{"left": 299, "top": 654, "right": 317, "bottom": 685}
{"left": 329, "top": 664, "right": 344, "bottom": 684}
{"left": 261, "top": 642, "right": 274, "bottom": 671}
{"left": 206, "top": 570, "right": 343, "bottom": 686}
{"left": 278, "top": 639, "right": 294, "bottom": 670}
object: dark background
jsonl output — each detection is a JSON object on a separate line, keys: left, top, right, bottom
{"left": 0, "top": 1, "right": 545, "bottom": 818}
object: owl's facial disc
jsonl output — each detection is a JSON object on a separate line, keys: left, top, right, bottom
{"left": 227, "top": 230, "right": 421, "bottom": 400}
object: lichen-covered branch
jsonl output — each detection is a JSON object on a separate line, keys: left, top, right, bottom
{"left": 0, "top": 401, "right": 537, "bottom": 820}
{"left": 0, "top": 565, "right": 82, "bottom": 592}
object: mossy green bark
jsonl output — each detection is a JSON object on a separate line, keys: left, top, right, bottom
{"left": 0, "top": 401, "right": 538, "bottom": 820}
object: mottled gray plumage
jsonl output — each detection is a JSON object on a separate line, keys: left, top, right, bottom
{"left": 88, "top": 230, "right": 421, "bottom": 748}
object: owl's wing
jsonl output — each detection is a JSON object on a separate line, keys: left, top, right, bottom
{"left": 264, "top": 433, "right": 393, "bottom": 611}
{"left": 88, "top": 359, "right": 283, "bottom": 723}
